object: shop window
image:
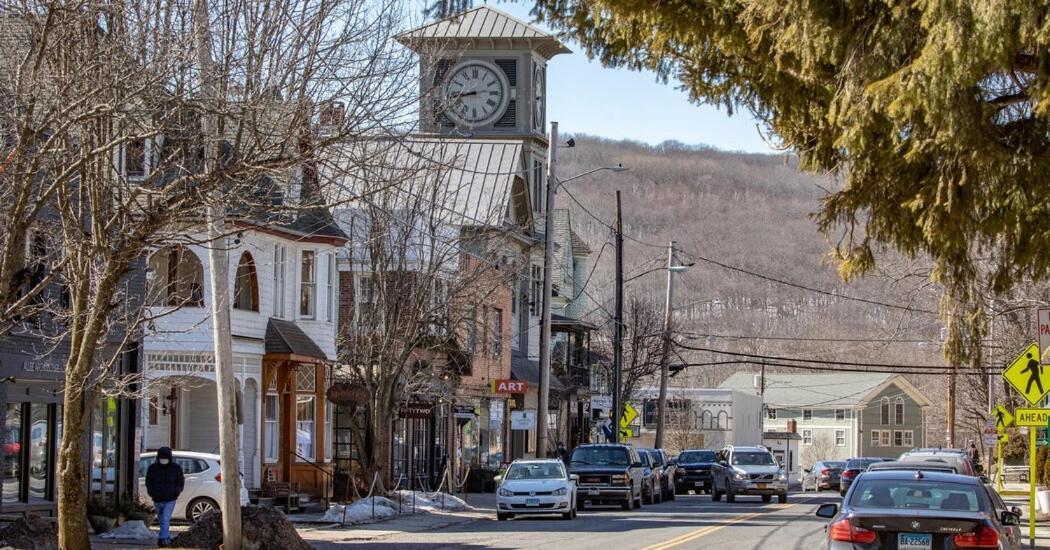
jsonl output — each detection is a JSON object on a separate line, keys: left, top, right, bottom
{"left": 3, "top": 403, "right": 22, "bottom": 504}
{"left": 27, "top": 403, "right": 48, "bottom": 502}
{"left": 147, "top": 246, "right": 204, "bottom": 307}
{"left": 300, "top": 250, "right": 316, "bottom": 319}
{"left": 233, "top": 252, "right": 260, "bottom": 311}
{"left": 91, "top": 397, "right": 119, "bottom": 503}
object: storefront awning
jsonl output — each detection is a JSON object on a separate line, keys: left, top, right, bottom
{"left": 265, "top": 319, "right": 328, "bottom": 361}
{"left": 511, "top": 351, "right": 564, "bottom": 392}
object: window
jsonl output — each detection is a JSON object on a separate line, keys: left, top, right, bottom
{"left": 481, "top": 306, "right": 489, "bottom": 354}
{"left": 802, "top": 409, "right": 813, "bottom": 421}
{"left": 880, "top": 430, "right": 890, "bottom": 447}
{"left": 148, "top": 397, "right": 158, "bottom": 426}
{"left": 233, "top": 252, "right": 259, "bottom": 311}
{"left": 326, "top": 253, "right": 336, "bottom": 322}
{"left": 264, "top": 393, "right": 278, "bottom": 462}
{"left": 871, "top": 430, "right": 880, "bottom": 446}
{"left": 300, "top": 250, "right": 316, "bottom": 318}
{"left": 835, "top": 409, "right": 846, "bottom": 421}
{"left": 273, "top": 244, "right": 286, "bottom": 317}
{"left": 147, "top": 246, "right": 204, "bottom": 307}
{"left": 880, "top": 397, "right": 890, "bottom": 425}
{"left": 530, "top": 265, "right": 541, "bottom": 315}
{"left": 893, "top": 430, "right": 903, "bottom": 446}
{"left": 894, "top": 397, "right": 905, "bottom": 425}
{"left": 835, "top": 429, "right": 846, "bottom": 446}
{"left": 802, "top": 429, "right": 812, "bottom": 445}
{"left": 491, "top": 308, "right": 502, "bottom": 359}
{"left": 468, "top": 306, "right": 477, "bottom": 352}
{"left": 767, "top": 408, "right": 777, "bottom": 420}
{"left": 122, "top": 138, "right": 147, "bottom": 178}
{"left": 296, "top": 365, "right": 316, "bottom": 460}
{"left": 903, "top": 430, "right": 914, "bottom": 447}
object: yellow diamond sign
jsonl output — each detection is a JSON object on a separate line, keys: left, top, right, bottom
{"left": 620, "top": 402, "right": 638, "bottom": 430}
{"left": 993, "top": 405, "right": 1014, "bottom": 431}
{"left": 1003, "top": 342, "right": 1049, "bottom": 406}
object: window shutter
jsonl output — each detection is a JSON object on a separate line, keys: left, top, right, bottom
{"left": 494, "top": 59, "right": 517, "bottom": 128}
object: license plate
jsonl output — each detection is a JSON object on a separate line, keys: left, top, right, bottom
{"left": 757, "top": 483, "right": 767, "bottom": 489}
{"left": 898, "top": 533, "right": 932, "bottom": 550}
{"left": 525, "top": 498, "right": 540, "bottom": 507}
{"left": 588, "top": 488, "right": 600, "bottom": 496}
{"left": 694, "top": 482, "right": 704, "bottom": 487}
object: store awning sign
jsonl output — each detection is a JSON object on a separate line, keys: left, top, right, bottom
{"left": 491, "top": 379, "right": 528, "bottom": 394}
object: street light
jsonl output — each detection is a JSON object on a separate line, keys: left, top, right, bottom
{"left": 654, "top": 242, "right": 691, "bottom": 449}
{"left": 536, "top": 120, "right": 628, "bottom": 458}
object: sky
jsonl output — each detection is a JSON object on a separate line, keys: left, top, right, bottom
{"left": 494, "top": 2, "right": 774, "bottom": 154}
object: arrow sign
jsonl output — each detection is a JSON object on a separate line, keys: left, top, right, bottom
{"left": 620, "top": 402, "right": 638, "bottom": 430}
{"left": 1003, "top": 343, "right": 1049, "bottom": 406}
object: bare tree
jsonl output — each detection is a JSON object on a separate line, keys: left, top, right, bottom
{"left": 0, "top": 1, "right": 416, "bottom": 547}
{"left": 801, "top": 433, "right": 838, "bottom": 470}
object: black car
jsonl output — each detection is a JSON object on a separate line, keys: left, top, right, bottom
{"left": 816, "top": 470, "right": 1022, "bottom": 549}
{"left": 637, "top": 449, "right": 663, "bottom": 504}
{"left": 674, "top": 449, "right": 718, "bottom": 495}
{"left": 568, "top": 444, "right": 645, "bottom": 511}
{"left": 840, "top": 457, "right": 890, "bottom": 496}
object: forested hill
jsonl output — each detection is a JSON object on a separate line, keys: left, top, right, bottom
{"left": 558, "top": 136, "right": 949, "bottom": 432}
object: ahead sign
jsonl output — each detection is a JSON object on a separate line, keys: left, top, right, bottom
{"left": 1014, "top": 408, "right": 1050, "bottom": 427}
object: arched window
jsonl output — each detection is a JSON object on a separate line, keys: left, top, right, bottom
{"left": 234, "top": 252, "right": 260, "bottom": 311}
{"left": 147, "top": 246, "right": 204, "bottom": 307}
{"left": 880, "top": 397, "right": 891, "bottom": 425}
{"left": 716, "top": 411, "right": 729, "bottom": 431}
{"left": 700, "top": 409, "right": 713, "bottom": 430}
{"left": 894, "top": 397, "right": 905, "bottom": 425}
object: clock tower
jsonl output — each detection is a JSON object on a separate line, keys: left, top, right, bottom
{"left": 396, "top": 6, "right": 569, "bottom": 141}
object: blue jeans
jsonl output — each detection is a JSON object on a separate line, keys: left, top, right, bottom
{"left": 154, "top": 500, "right": 176, "bottom": 542}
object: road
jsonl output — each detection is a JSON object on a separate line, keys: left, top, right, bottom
{"left": 307, "top": 491, "right": 839, "bottom": 549}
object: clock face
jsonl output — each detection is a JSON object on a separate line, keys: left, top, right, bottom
{"left": 533, "top": 64, "right": 544, "bottom": 131}
{"left": 443, "top": 61, "right": 509, "bottom": 127}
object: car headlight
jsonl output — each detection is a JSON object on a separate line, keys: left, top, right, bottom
{"left": 611, "top": 474, "right": 628, "bottom": 485}
{"left": 733, "top": 469, "right": 747, "bottom": 480}
{"left": 553, "top": 487, "right": 568, "bottom": 496}
{"left": 498, "top": 487, "right": 513, "bottom": 497}
{"left": 778, "top": 472, "right": 787, "bottom": 482}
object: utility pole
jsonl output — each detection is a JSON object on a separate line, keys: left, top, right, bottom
{"left": 536, "top": 121, "right": 558, "bottom": 457}
{"left": 947, "top": 366, "right": 956, "bottom": 447}
{"left": 654, "top": 241, "right": 678, "bottom": 449}
{"left": 612, "top": 191, "right": 624, "bottom": 444}
{"left": 194, "top": 0, "right": 242, "bottom": 546}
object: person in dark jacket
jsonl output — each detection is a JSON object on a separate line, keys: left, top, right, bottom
{"left": 145, "top": 447, "right": 184, "bottom": 546}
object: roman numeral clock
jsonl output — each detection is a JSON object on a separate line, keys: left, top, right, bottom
{"left": 443, "top": 60, "right": 510, "bottom": 128}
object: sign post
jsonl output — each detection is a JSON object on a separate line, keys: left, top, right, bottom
{"left": 1015, "top": 408, "right": 1048, "bottom": 549}
{"left": 993, "top": 405, "right": 1014, "bottom": 491}
{"left": 1004, "top": 342, "right": 1045, "bottom": 550}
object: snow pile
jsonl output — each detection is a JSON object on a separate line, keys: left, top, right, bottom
{"left": 393, "top": 490, "right": 471, "bottom": 512}
{"left": 99, "top": 520, "right": 156, "bottom": 541}
{"left": 319, "top": 496, "right": 398, "bottom": 524}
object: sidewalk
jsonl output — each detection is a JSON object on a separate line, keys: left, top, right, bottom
{"left": 1000, "top": 482, "right": 1050, "bottom": 548}
{"left": 296, "top": 492, "right": 493, "bottom": 549}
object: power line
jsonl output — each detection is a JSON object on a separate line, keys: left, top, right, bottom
{"left": 673, "top": 341, "right": 955, "bottom": 370}
{"left": 669, "top": 359, "right": 1002, "bottom": 377}
{"left": 559, "top": 185, "right": 667, "bottom": 250}
{"left": 679, "top": 332, "right": 939, "bottom": 344}
{"left": 676, "top": 249, "right": 939, "bottom": 315}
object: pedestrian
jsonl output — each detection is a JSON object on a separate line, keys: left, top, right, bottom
{"left": 554, "top": 442, "right": 569, "bottom": 464}
{"left": 968, "top": 440, "right": 979, "bottom": 464}
{"left": 145, "top": 447, "right": 184, "bottom": 547}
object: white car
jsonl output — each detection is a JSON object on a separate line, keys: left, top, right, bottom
{"left": 138, "top": 450, "right": 250, "bottom": 521}
{"left": 496, "top": 459, "right": 578, "bottom": 521}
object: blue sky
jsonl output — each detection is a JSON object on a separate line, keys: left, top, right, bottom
{"left": 494, "top": 2, "right": 774, "bottom": 154}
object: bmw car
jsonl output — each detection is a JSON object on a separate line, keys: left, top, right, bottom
{"left": 816, "top": 470, "right": 1022, "bottom": 549}
{"left": 496, "top": 459, "right": 578, "bottom": 520}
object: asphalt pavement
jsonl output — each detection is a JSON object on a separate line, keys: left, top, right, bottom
{"left": 301, "top": 491, "right": 839, "bottom": 549}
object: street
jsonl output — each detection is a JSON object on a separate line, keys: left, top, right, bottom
{"left": 304, "top": 492, "right": 837, "bottom": 549}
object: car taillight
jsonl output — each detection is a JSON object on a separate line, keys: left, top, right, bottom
{"left": 215, "top": 473, "right": 221, "bottom": 482}
{"left": 828, "top": 519, "right": 877, "bottom": 543}
{"left": 953, "top": 525, "right": 999, "bottom": 548}
{"left": 820, "top": 468, "right": 830, "bottom": 476}
{"left": 842, "top": 470, "right": 857, "bottom": 478}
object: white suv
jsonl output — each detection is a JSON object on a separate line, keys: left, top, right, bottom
{"left": 138, "top": 450, "right": 250, "bottom": 521}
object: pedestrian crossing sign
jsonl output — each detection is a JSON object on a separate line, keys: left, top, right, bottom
{"left": 1003, "top": 342, "right": 1049, "bottom": 406}
{"left": 993, "top": 405, "right": 1014, "bottom": 432}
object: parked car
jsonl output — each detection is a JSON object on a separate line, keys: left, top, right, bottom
{"left": 710, "top": 445, "right": 789, "bottom": 503}
{"left": 637, "top": 449, "right": 663, "bottom": 504}
{"left": 802, "top": 460, "right": 846, "bottom": 492}
{"left": 840, "top": 457, "right": 890, "bottom": 496}
{"left": 137, "top": 450, "right": 250, "bottom": 521}
{"left": 567, "top": 444, "right": 645, "bottom": 511}
{"left": 674, "top": 449, "right": 718, "bottom": 495}
{"left": 495, "top": 459, "right": 578, "bottom": 521}
{"left": 649, "top": 449, "right": 676, "bottom": 500}
{"left": 867, "top": 460, "right": 960, "bottom": 475}
{"left": 816, "top": 470, "right": 1022, "bottom": 549}
{"left": 899, "top": 449, "right": 979, "bottom": 477}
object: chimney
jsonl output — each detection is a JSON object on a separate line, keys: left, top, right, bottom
{"left": 786, "top": 419, "right": 797, "bottom": 433}
{"left": 319, "top": 101, "right": 346, "bottom": 129}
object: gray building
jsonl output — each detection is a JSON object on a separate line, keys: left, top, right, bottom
{"left": 719, "top": 373, "right": 932, "bottom": 469}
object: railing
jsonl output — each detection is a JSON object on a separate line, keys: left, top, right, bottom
{"left": 291, "top": 450, "right": 335, "bottom": 509}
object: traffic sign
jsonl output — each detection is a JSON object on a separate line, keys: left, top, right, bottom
{"left": 1039, "top": 308, "right": 1050, "bottom": 364}
{"left": 993, "top": 405, "right": 1014, "bottom": 431}
{"left": 620, "top": 402, "right": 638, "bottom": 430}
{"left": 1003, "top": 343, "right": 1049, "bottom": 405}
{"left": 1014, "top": 408, "right": 1050, "bottom": 427}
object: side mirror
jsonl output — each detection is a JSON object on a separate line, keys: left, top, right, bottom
{"left": 979, "top": 475, "right": 990, "bottom": 484}
{"left": 815, "top": 503, "right": 839, "bottom": 519}
{"left": 1001, "top": 511, "right": 1020, "bottom": 526}
{"left": 494, "top": 475, "right": 502, "bottom": 483}
{"left": 569, "top": 474, "right": 579, "bottom": 482}
{"left": 1011, "top": 506, "right": 1023, "bottom": 518}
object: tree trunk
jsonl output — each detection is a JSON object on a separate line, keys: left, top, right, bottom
{"left": 57, "top": 392, "right": 90, "bottom": 550}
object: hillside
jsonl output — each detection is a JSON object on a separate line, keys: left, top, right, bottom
{"left": 558, "top": 136, "right": 956, "bottom": 443}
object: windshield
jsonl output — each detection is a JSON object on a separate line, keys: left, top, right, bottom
{"left": 849, "top": 479, "right": 984, "bottom": 512}
{"left": 679, "top": 451, "right": 716, "bottom": 463}
{"left": 649, "top": 451, "right": 664, "bottom": 466}
{"left": 824, "top": 461, "right": 846, "bottom": 469}
{"left": 570, "top": 447, "right": 630, "bottom": 467}
{"left": 847, "top": 459, "right": 884, "bottom": 470}
{"left": 731, "top": 452, "right": 776, "bottom": 466}
{"left": 505, "top": 462, "right": 566, "bottom": 480}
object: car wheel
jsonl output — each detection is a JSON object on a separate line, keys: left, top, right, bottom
{"left": 778, "top": 493, "right": 788, "bottom": 504}
{"left": 622, "top": 492, "right": 634, "bottom": 511}
{"left": 562, "top": 510, "right": 574, "bottom": 520}
{"left": 726, "top": 487, "right": 736, "bottom": 503}
{"left": 497, "top": 513, "right": 512, "bottom": 521}
{"left": 761, "top": 494, "right": 772, "bottom": 503}
{"left": 712, "top": 487, "right": 722, "bottom": 502}
{"left": 188, "top": 497, "right": 218, "bottom": 522}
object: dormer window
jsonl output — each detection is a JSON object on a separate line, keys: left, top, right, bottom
{"left": 122, "top": 138, "right": 149, "bottom": 179}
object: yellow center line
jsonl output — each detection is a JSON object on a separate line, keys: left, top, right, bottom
{"left": 642, "top": 504, "right": 797, "bottom": 550}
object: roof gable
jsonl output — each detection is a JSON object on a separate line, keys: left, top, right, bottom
{"left": 719, "top": 372, "right": 895, "bottom": 408}
{"left": 396, "top": 6, "right": 571, "bottom": 59}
